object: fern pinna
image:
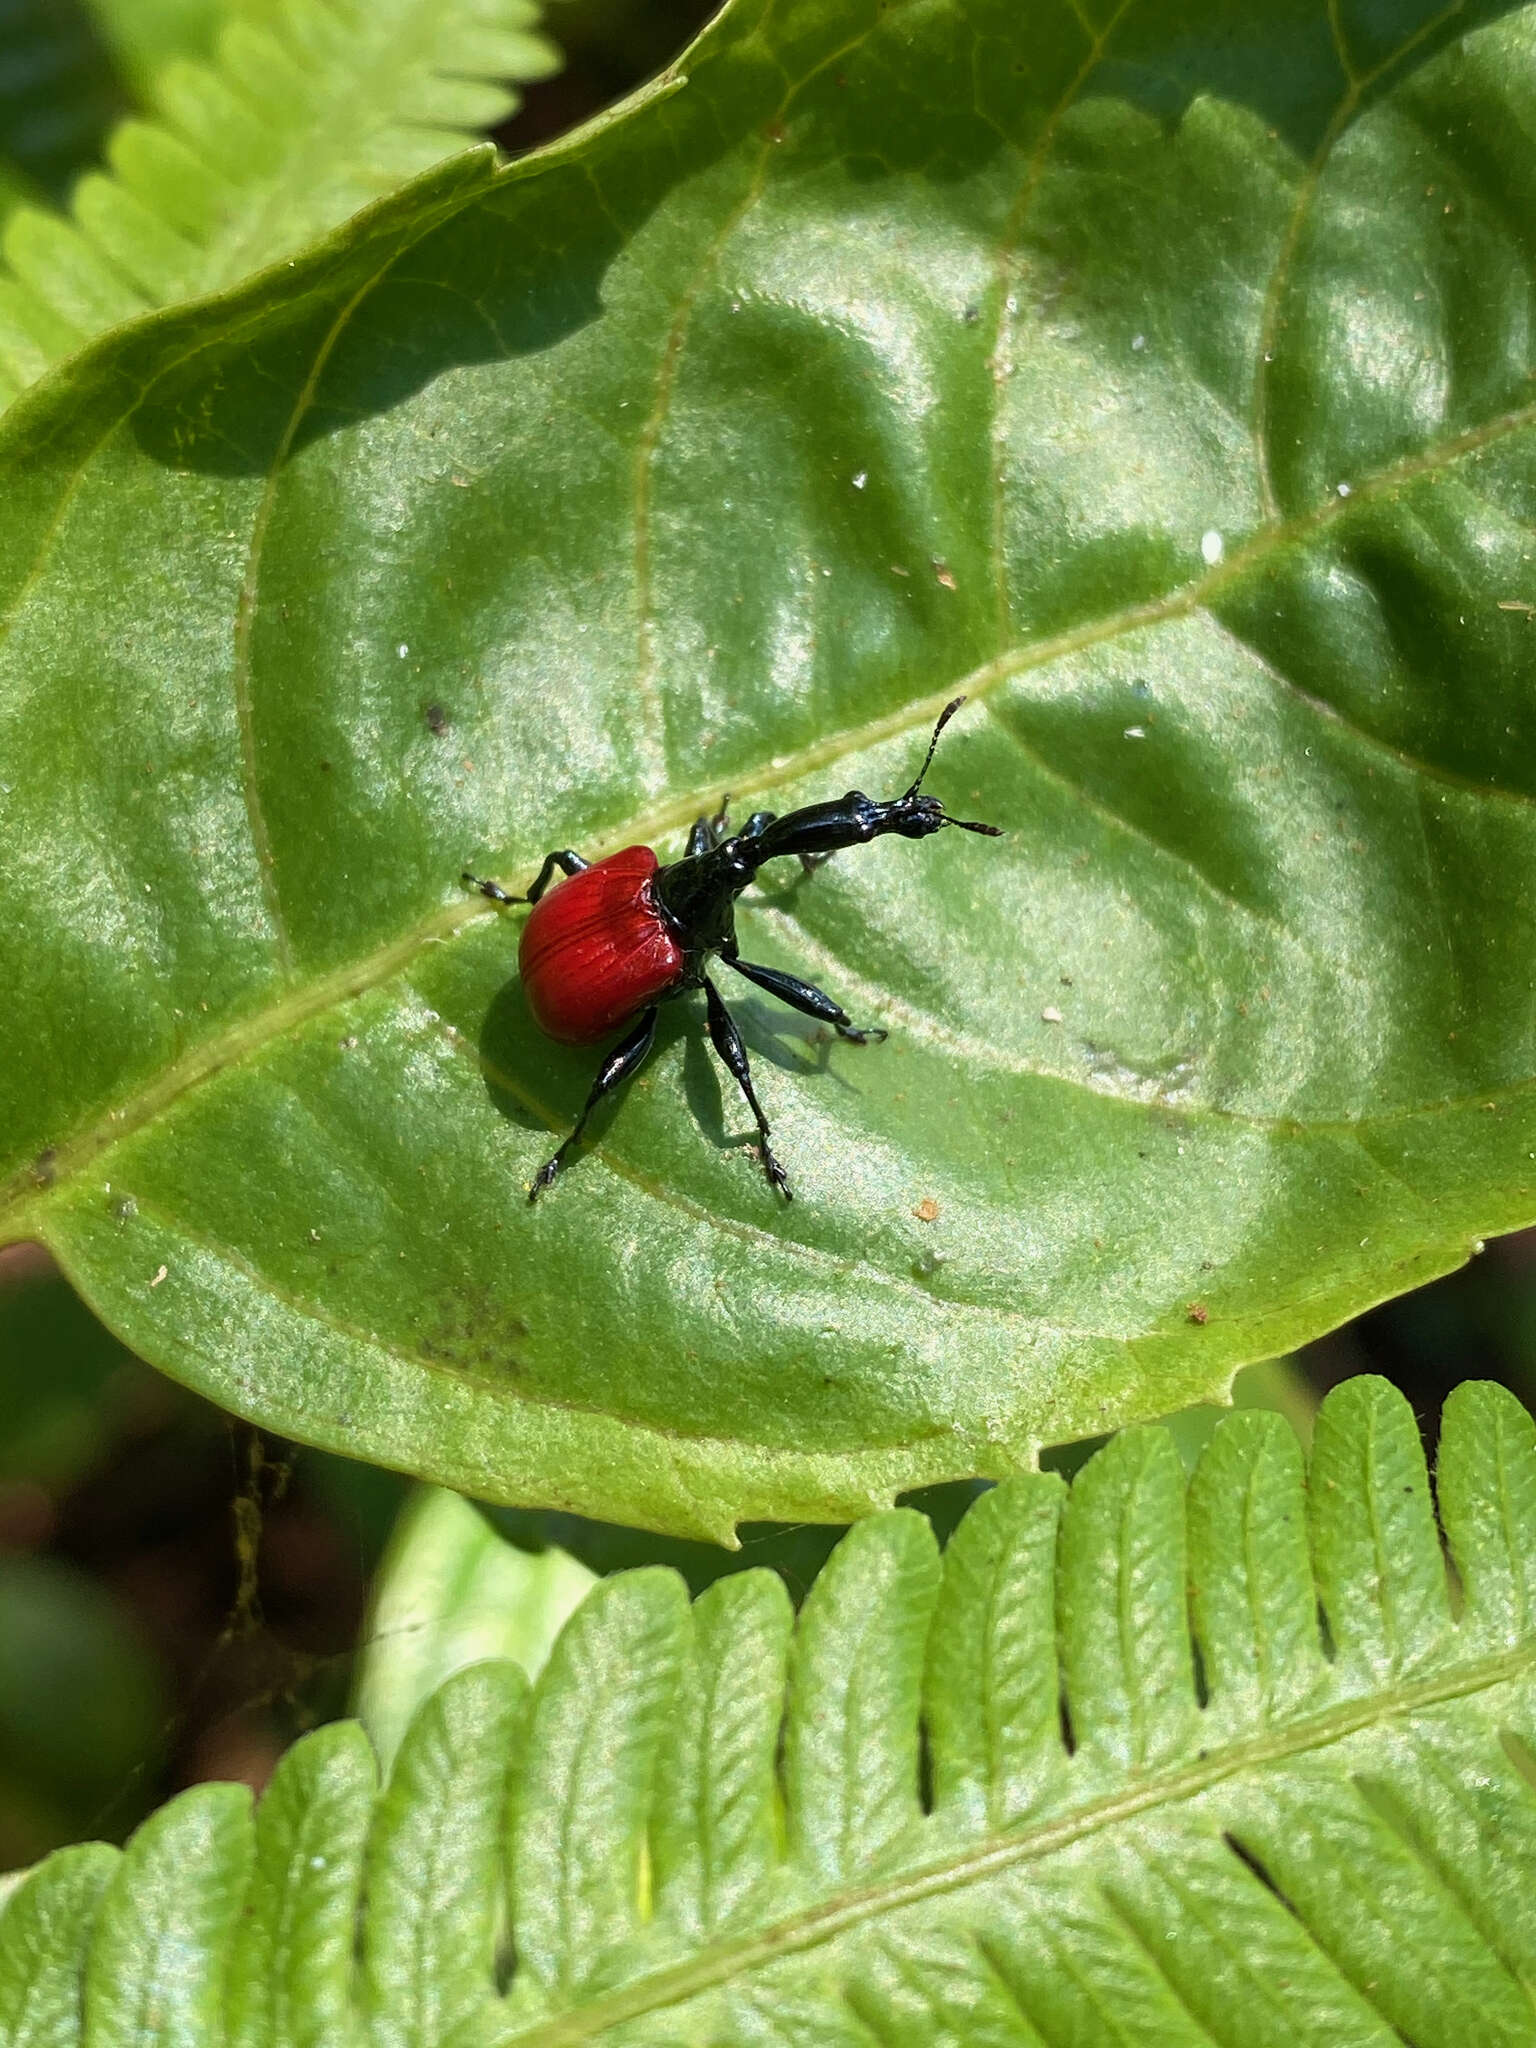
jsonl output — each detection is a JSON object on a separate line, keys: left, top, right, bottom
{"left": 4, "top": 1374, "right": 1535, "bottom": 2045}
{"left": 0, "top": 0, "right": 559, "bottom": 408}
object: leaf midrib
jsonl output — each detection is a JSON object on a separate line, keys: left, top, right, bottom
{"left": 6, "top": 391, "right": 1536, "bottom": 1241}
{"left": 499, "top": 1631, "right": 1536, "bottom": 2045}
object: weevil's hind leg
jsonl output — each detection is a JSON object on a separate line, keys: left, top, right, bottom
{"left": 723, "top": 954, "right": 888, "bottom": 1045}
{"left": 703, "top": 978, "right": 791, "bottom": 1200}
{"left": 529, "top": 1007, "right": 658, "bottom": 1202}
{"left": 523, "top": 849, "right": 589, "bottom": 902}
{"left": 462, "top": 848, "right": 588, "bottom": 907}
{"left": 462, "top": 871, "right": 521, "bottom": 905}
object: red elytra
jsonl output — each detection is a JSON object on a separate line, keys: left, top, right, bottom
{"left": 518, "top": 846, "right": 685, "bottom": 1045}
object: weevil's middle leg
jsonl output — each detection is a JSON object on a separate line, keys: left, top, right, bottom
{"left": 703, "top": 978, "right": 791, "bottom": 1199}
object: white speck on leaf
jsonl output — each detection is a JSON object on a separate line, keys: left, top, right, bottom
{"left": 1124, "top": 725, "right": 1147, "bottom": 739}
{"left": 149, "top": 1265, "right": 167, "bottom": 1288}
{"left": 1041, "top": 1005, "right": 1064, "bottom": 1023}
{"left": 852, "top": 470, "right": 867, "bottom": 489}
{"left": 397, "top": 643, "right": 409, "bottom": 658}
{"left": 1200, "top": 529, "right": 1223, "bottom": 565}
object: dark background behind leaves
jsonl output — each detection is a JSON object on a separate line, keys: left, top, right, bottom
{"left": 1, "top": 0, "right": 1533, "bottom": 1874}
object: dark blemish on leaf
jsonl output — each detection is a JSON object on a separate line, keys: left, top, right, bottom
{"left": 320, "top": 760, "right": 332, "bottom": 773}
{"left": 416, "top": 1289, "right": 532, "bottom": 1373}
{"left": 424, "top": 702, "right": 450, "bottom": 735}
{"left": 962, "top": 304, "right": 980, "bottom": 324}
{"left": 31, "top": 1149, "right": 56, "bottom": 1189}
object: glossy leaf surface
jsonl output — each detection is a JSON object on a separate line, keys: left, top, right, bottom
{"left": 2, "top": 0, "right": 1536, "bottom": 1533}
{"left": 7, "top": 1379, "right": 1536, "bottom": 2044}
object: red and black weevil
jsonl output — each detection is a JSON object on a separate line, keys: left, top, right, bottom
{"left": 463, "top": 695, "right": 1000, "bottom": 1201}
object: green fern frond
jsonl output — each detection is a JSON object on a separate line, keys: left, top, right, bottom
{"left": 82, "top": 0, "right": 229, "bottom": 97}
{"left": 6, "top": 1377, "right": 1536, "bottom": 2045}
{"left": 0, "top": 0, "right": 126, "bottom": 203}
{"left": 0, "top": 0, "right": 561, "bottom": 406}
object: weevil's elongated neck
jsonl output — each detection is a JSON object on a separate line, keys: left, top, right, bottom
{"left": 655, "top": 787, "right": 997, "bottom": 958}
{"left": 742, "top": 791, "right": 905, "bottom": 867}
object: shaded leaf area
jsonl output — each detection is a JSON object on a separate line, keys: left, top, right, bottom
{"left": 2, "top": 0, "right": 1536, "bottom": 1531}
{"left": 82, "top": 0, "right": 240, "bottom": 98}
{"left": 8, "top": 1379, "right": 1536, "bottom": 2044}
{"left": 0, "top": 0, "right": 126, "bottom": 205}
{"left": 0, "top": 0, "right": 561, "bottom": 403}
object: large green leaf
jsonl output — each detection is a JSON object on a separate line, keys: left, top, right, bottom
{"left": 3, "top": 0, "right": 1536, "bottom": 1535}
{"left": 9, "top": 1378, "right": 1536, "bottom": 2043}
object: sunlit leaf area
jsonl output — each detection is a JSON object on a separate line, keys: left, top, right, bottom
{"left": 2, "top": 0, "right": 1536, "bottom": 2037}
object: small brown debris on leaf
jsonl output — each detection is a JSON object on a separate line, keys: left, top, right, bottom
{"left": 1186, "top": 1301, "right": 1209, "bottom": 1325}
{"left": 914, "top": 1197, "right": 941, "bottom": 1222}
{"left": 932, "top": 559, "right": 957, "bottom": 589}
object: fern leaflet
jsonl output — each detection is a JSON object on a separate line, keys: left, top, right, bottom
{"left": 4, "top": 1377, "right": 1536, "bottom": 2044}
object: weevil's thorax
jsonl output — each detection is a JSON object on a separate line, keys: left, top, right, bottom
{"left": 653, "top": 840, "right": 752, "bottom": 966}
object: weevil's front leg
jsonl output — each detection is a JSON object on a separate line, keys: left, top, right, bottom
{"left": 462, "top": 848, "right": 589, "bottom": 906}
{"left": 703, "top": 978, "right": 791, "bottom": 1200}
{"left": 723, "top": 954, "right": 887, "bottom": 1044}
{"left": 529, "top": 1006, "right": 658, "bottom": 1202}
{"left": 686, "top": 797, "right": 735, "bottom": 858}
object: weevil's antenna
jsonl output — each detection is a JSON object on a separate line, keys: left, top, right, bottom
{"left": 902, "top": 695, "right": 967, "bottom": 800}
{"left": 902, "top": 695, "right": 1004, "bottom": 835}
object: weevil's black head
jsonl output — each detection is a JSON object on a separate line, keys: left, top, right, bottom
{"left": 888, "top": 697, "right": 1003, "bottom": 838}
{"left": 886, "top": 791, "right": 949, "bottom": 838}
